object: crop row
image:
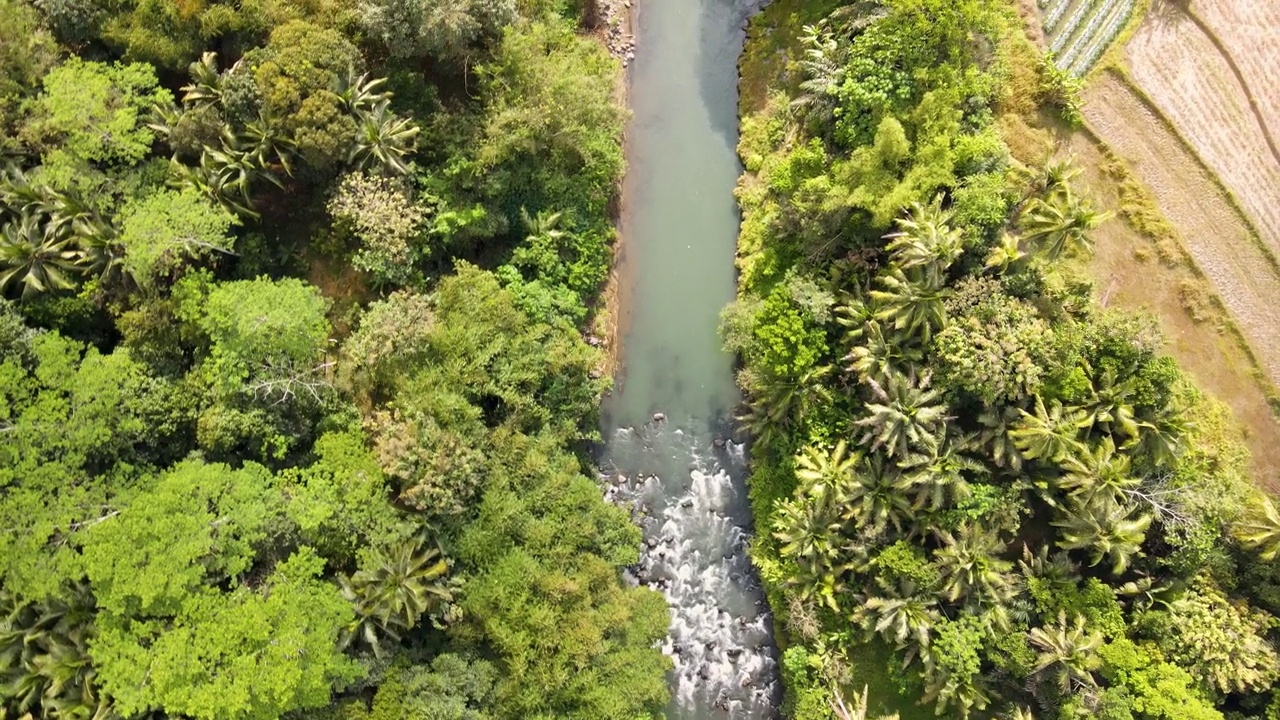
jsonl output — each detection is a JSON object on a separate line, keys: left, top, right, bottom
{"left": 1061, "top": 0, "right": 1136, "bottom": 75}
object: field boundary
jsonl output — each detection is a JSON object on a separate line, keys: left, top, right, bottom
{"left": 1178, "top": 4, "right": 1280, "bottom": 168}
{"left": 1099, "top": 66, "right": 1280, "bottom": 279}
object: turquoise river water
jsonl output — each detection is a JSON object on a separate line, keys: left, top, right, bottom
{"left": 599, "top": 0, "right": 780, "bottom": 716}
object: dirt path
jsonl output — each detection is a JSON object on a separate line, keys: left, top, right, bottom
{"left": 1125, "top": 1, "right": 1280, "bottom": 256}
{"left": 1082, "top": 73, "right": 1280, "bottom": 388}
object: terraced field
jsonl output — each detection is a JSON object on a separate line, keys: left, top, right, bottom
{"left": 1037, "top": 0, "right": 1137, "bottom": 76}
{"left": 1126, "top": 1, "right": 1280, "bottom": 256}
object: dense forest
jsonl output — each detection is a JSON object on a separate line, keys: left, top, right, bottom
{"left": 0, "top": 0, "right": 676, "bottom": 718}
{"left": 730, "top": 0, "right": 1280, "bottom": 718}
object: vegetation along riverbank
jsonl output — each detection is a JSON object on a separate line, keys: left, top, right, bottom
{"left": 731, "top": 0, "right": 1280, "bottom": 717}
{"left": 0, "top": 0, "right": 674, "bottom": 717}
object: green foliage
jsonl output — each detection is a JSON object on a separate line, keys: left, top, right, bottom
{"left": 0, "top": 0, "right": 57, "bottom": 154}
{"left": 196, "top": 276, "right": 333, "bottom": 398}
{"left": 1098, "top": 638, "right": 1223, "bottom": 720}
{"left": 359, "top": 0, "right": 516, "bottom": 61}
{"left": 329, "top": 172, "right": 427, "bottom": 286}
{"left": 23, "top": 58, "right": 170, "bottom": 166}
{"left": 118, "top": 188, "right": 239, "bottom": 282}
{"left": 93, "top": 548, "right": 360, "bottom": 720}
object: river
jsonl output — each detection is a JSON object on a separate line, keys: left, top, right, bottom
{"left": 599, "top": 0, "right": 780, "bottom": 716}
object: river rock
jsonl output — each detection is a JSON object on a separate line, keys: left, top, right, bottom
{"left": 652, "top": 412, "right": 666, "bottom": 423}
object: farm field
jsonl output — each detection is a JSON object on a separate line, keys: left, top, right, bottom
{"left": 1067, "top": 132, "right": 1280, "bottom": 481}
{"left": 1081, "top": 72, "right": 1280, "bottom": 389}
{"left": 1126, "top": 0, "right": 1280, "bottom": 255}
{"left": 1191, "top": 0, "right": 1280, "bottom": 136}
{"left": 1038, "top": 0, "right": 1137, "bottom": 76}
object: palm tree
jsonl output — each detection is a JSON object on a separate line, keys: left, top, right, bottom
{"left": 1056, "top": 436, "right": 1140, "bottom": 506}
{"left": 983, "top": 231, "right": 1025, "bottom": 273}
{"left": 884, "top": 197, "right": 964, "bottom": 285}
{"left": 1009, "top": 396, "right": 1087, "bottom": 464}
{"left": 845, "top": 320, "right": 921, "bottom": 386}
{"left": 853, "top": 577, "right": 939, "bottom": 666}
{"left": 349, "top": 100, "right": 420, "bottom": 176}
{"left": 934, "top": 524, "right": 1016, "bottom": 607}
{"left": 738, "top": 364, "right": 833, "bottom": 449}
{"left": 869, "top": 266, "right": 948, "bottom": 343}
{"left": 1053, "top": 498, "right": 1151, "bottom": 574}
{"left": 978, "top": 405, "right": 1025, "bottom": 472}
{"left": 792, "top": 24, "right": 845, "bottom": 122}
{"left": 0, "top": 213, "right": 81, "bottom": 298}
{"left": 0, "top": 584, "right": 112, "bottom": 720}
{"left": 1028, "top": 611, "right": 1102, "bottom": 694}
{"left": 181, "top": 51, "right": 225, "bottom": 107}
{"left": 1234, "top": 493, "right": 1280, "bottom": 561}
{"left": 1078, "top": 367, "right": 1140, "bottom": 440}
{"left": 795, "top": 440, "right": 858, "bottom": 499}
{"left": 1010, "top": 154, "right": 1081, "bottom": 207}
{"left": 856, "top": 370, "right": 949, "bottom": 459}
{"left": 836, "top": 454, "right": 914, "bottom": 535}
{"left": 832, "top": 684, "right": 900, "bottom": 720}
{"left": 896, "top": 431, "right": 981, "bottom": 512}
{"left": 335, "top": 68, "right": 392, "bottom": 115}
{"left": 1019, "top": 187, "right": 1102, "bottom": 261}
{"left": 339, "top": 533, "right": 452, "bottom": 658}
{"left": 774, "top": 491, "right": 843, "bottom": 568}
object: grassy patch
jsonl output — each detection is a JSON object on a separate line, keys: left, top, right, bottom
{"left": 738, "top": 0, "right": 844, "bottom": 115}
{"left": 841, "top": 639, "right": 934, "bottom": 720}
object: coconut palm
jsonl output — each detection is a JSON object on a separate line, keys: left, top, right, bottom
{"left": 934, "top": 524, "right": 1016, "bottom": 607}
{"left": 339, "top": 533, "right": 452, "bottom": 658}
{"left": 869, "top": 266, "right": 948, "bottom": 344}
{"left": 738, "top": 364, "right": 833, "bottom": 449}
{"left": 896, "top": 431, "right": 981, "bottom": 513}
{"left": 1009, "top": 396, "right": 1087, "bottom": 464}
{"left": 1056, "top": 435, "right": 1140, "bottom": 506}
{"left": 983, "top": 231, "right": 1025, "bottom": 274}
{"left": 845, "top": 320, "right": 917, "bottom": 385}
{"left": 1019, "top": 187, "right": 1102, "bottom": 261}
{"left": 793, "top": 24, "right": 845, "bottom": 122}
{"left": 0, "top": 584, "right": 112, "bottom": 720}
{"left": 774, "top": 492, "right": 843, "bottom": 569}
{"left": 1028, "top": 611, "right": 1102, "bottom": 694}
{"left": 856, "top": 370, "right": 949, "bottom": 459}
{"left": 836, "top": 454, "right": 913, "bottom": 535}
{"left": 0, "top": 213, "right": 81, "bottom": 298}
{"left": 977, "top": 405, "right": 1025, "bottom": 472}
{"left": 1234, "top": 493, "right": 1280, "bottom": 561}
{"left": 854, "top": 577, "right": 939, "bottom": 663}
{"left": 884, "top": 197, "right": 964, "bottom": 285}
{"left": 795, "top": 440, "right": 858, "bottom": 499}
{"left": 1053, "top": 498, "right": 1151, "bottom": 574}
{"left": 1010, "top": 154, "right": 1081, "bottom": 206}
{"left": 832, "top": 683, "right": 900, "bottom": 720}
{"left": 349, "top": 100, "right": 420, "bottom": 176}
{"left": 1078, "top": 367, "right": 1140, "bottom": 439}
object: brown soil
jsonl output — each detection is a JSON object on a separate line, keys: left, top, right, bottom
{"left": 1081, "top": 73, "right": 1280, "bottom": 389}
{"left": 1125, "top": 0, "right": 1280, "bottom": 254}
{"left": 1192, "top": 0, "right": 1280, "bottom": 135}
{"left": 1068, "top": 131, "right": 1280, "bottom": 482}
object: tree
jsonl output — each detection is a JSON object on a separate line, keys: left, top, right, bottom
{"left": 795, "top": 440, "right": 858, "bottom": 498}
{"left": 359, "top": 0, "right": 516, "bottom": 61}
{"left": 934, "top": 524, "right": 1016, "bottom": 607}
{"left": 1019, "top": 187, "right": 1102, "bottom": 261}
{"left": 854, "top": 577, "right": 939, "bottom": 663}
{"left": 1009, "top": 396, "right": 1086, "bottom": 464}
{"left": 339, "top": 532, "right": 453, "bottom": 658}
{"left": 1028, "top": 611, "right": 1102, "bottom": 695}
{"left": 194, "top": 276, "right": 333, "bottom": 400}
{"left": 1234, "top": 493, "right": 1280, "bottom": 561}
{"left": 846, "top": 319, "right": 919, "bottom": 385}
{"left": 1056, "top": 436, "right": 1141, "bottom": 507}
{"left": 328, "top": 171, "right": 425, "bottom": 285}
{"left": 1155, "top": 578, "right": 1280, "bottom": 695}
{"left": 0, "top": 212, "right": 80, "bottom": 298}
{"left": 1053, "top": 499, "right": 1151, "bottom": 574}
{"left": 837, "top": 454, "right": 914, "bottom": 534}
{"left": 22, "top": 57, "right": 170, "bottom": 166}
{"left": 739, "top": 364, "right": 833, "bottom": 449}
{"left": 856, "top": 369, "right": 948, "bottom": 459}
{"left": 117, "top": 188, "right": 238, "bottom": 283}
{"left": 884, "top": 196, "right": 963, "bottom": 285}
{"left": 869, "top": 266, "right": 948, "bottom": 343}
{"left": 82, "top": 460, "right": 283, "bottom": 617}
{"left": 92, "top": 549, "right": 360, "bottom": 720}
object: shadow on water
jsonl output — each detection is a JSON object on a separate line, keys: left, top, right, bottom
{"left": 599, "top": 0, "right": 780, "bottom": 716}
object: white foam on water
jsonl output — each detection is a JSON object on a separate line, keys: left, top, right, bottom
{"left": 602, "top": 422, "right": 781, "bottom": 719}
